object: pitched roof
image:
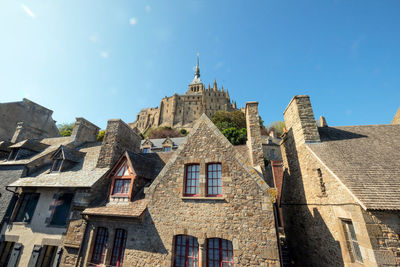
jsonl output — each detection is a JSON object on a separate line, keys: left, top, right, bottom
{"left": 9, "top": 143, "right": 108, "bottom": 187}
{"left": 9, "top": 139, "right": 49, "bottom": 152}
{"left": 126, "top": 152, "right": 166, "bottom": 180}
{"left": 51, "top": 145, "right": 85, "bottom": 162}
{"left": 307, "top": 124, "right": 400, "bottom": 210}
{"left": 83, "top": 199, "right": 148, "bottom": 218}
{"left": 140, "top": 137, "right": 185, "bottom": 149}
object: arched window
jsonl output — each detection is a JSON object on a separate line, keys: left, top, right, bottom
{"left": 174, "top": 235, "right": 199, "bottom": 267}
{"left": 207, "top": 238, "right": 234, "bottom": 267}
{"left": 110, "top": 229, "right": 127, "bottom": 267}
{"left": 91, "top": 227, "right": 108, "bottom": 264}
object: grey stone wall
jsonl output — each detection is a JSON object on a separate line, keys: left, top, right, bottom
{"left": 245, "top": 102, "right": 265, "bottom": 174}
{"left": 71, "top": 117, "right": 100, "bottom": 146}
{"left": 97, "top": 119, "right": 141, "bottom": 168}
{"left": 0, "top": 98, "right": 60, "bottom": 141}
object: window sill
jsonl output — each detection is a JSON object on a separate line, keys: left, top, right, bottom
{"left": 11, "top": 222, "right": 30, "bottom": 225}
{"left": 181, "top": 196, "right": 226, "bottom": 201}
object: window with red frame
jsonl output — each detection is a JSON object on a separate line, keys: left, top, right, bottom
{"left": 174, "top": 235, "right": 199, "bottom": 267}
{"left": 207, "top": 163, "right": 222, "bottom": 196}
{"left": 110, "top": 161, "right": 133, "bottom": 198}
{"left": 91, "top": 227, "right": 108, "bottom": 265}
{"left": 207, "top": 238, "right": 234, "bottom": 267}
{"left": 110, "top": 229, "right": 127, "bottom": 267}
{"left": 184, "top": 165, "right": 200, "bottom": 196}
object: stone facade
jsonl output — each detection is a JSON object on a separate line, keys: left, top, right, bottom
{"left": 0, "top": 98, "right": 60, "bottom": 142}
{"left": 130, "top": 61, "right": 238, "bottom": 133}
{"left": 280, "top": 95, "right": 400, "bottom": 266}
{"left": 77, "top": 106, "right": 280, "bottom": 267}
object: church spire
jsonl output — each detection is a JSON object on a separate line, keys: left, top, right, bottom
{"left": 190, "top": 53, "right": 202, "bottom": 85}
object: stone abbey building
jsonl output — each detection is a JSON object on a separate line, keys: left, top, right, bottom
{"left": 130, "top": 57, "right": 238, "bottom": 133}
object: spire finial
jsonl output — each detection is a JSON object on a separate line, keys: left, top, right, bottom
{"left": 190, "top": 53, "right": 202, "bottom": 85}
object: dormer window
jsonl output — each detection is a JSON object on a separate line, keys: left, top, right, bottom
{"left": 51, "top": 159, "right": 63, "bottom": 172}
{"left": 50, "top": 145, "right": 84, "bottom": 173}
{"left": 110, "top": 160, "right": 134, "bottom": 201}
{"left": 163, "top": 146, "right": 172, "bottom": 152}
{"left": 143, "top": 148, "right": 150, "bottom": 153}
{"left": 8, "top": 149, "right": 19, "bottom": 161}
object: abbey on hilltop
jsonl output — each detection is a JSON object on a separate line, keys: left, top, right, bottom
{"left": 130, "top": 56, "right": 238, "bottom": 133}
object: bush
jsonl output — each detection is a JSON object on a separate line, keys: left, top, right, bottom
{"left": 268, "top": 121, "right": 285, "bottom": 136}
{"left": 221, "top": 127, "right": 247, "bottom": 145}
{"left": 212, "top": 110, "right": 246, "bottom": 130}
{"left": 58, "top": 123, "right": 74, "bottom": 137}
{"left": 147, "top": 127, "right": 182, "bottom": 139}
{"left": 97, "top": 130, "right": 105, "bottom": 142}
{"left": 180, "top": 129, "right": 188, "bottom": 136}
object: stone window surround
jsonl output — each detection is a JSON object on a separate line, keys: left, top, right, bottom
{"left": 181, "top": 157, "right": 229, "bottom": 200}
{"left": 85, "top": 224, "right": 128, "bottom": 267}
{"left": 171, "top": 229, "right": 238, "bottom": 267}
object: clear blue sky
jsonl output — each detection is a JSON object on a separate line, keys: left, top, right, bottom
{"left": 1, "top": 0, "right": 399, "bottom": 129}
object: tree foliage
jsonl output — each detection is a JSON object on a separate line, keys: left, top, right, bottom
{"left": 212, "top": 110, "right": 247, "bottom": 145}
{"left": 146, "top": 126, "right": 182, "bottom": 139}
{"left": 57, "top": 123, "right": 74, "bottom": 137}
{"left": 268, "top": 121, "right": 285, "bottom": 136}
{"left": 97, "top": 130, "right": 105, "bottom": 142}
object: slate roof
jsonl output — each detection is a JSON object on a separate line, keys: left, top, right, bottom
{"left": 126, "top": 152, "right": 166, "bottom": 180}
{"left": 140, "top": 137, "right": 186, "bottom": 149}
{"left": 9, "top": 143, "right": 108, "bottom": 187}
{"left": 83, "top": 199, "right": 148, "bottom": 218}
{"left": 262, "top": 135, "right": 281, "bottom": 146}
{"left": 9, "top": 139, "right": 49, "bottom": 152}
{"left": 307, "top": 124, "right": 400, "bottom": 210}
{"left": 52, "top": 145, "right": 85, "bottom": 162}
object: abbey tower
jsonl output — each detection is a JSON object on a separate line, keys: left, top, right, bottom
{"left": 130, "top": 57, "right": 238, "bottom": 133}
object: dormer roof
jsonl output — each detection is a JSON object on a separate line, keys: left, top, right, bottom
{"left": 51, "top": 145, "right": 85, "bottom": 163}
{"left": 9, "top": 139, "right": 49, "bottom": 152}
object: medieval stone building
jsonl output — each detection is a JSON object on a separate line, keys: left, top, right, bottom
{"left": 130, "top": 57, "right": 238, "bottom": 133}
{"left": 0, "top": 98, "right": 60, "bottom": 142}
{"left": 280, "top": 95, "right": 400, "bottom": 266}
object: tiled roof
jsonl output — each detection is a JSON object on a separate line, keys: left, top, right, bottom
{"left": 9, "top": 143, "right": 108, "bottom": 187}
{"left": 83, "top": 199, "right": 148, "bottom": 218}
{"left": 140, "top": 137, "right": 186, "bottom": 148}
{"left": 307, "top": 124, "right": 400, "bottom": 210}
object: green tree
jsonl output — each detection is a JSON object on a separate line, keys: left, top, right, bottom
{"left": 212, "top": 110, "right": 246, "bottom": 130}
{"left": 221, "top": 127, "right": 247, "bottom": 145}
{"left": 57, "top": 123, "right": 74, "bottom": 137}
{"left": 269, "top": 121, "right": 285, "bottom": 136}
{"left": 97, "top": 130, "right": 105, "bottom": 142}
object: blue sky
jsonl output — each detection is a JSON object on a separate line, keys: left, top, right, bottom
{"left": 1, "top": 0, "right": 399, "bottom": 129}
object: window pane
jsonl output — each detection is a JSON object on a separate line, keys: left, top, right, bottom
{"left": 185, "top": 165, "right": 200, "bottom": 195}
{"left": 207, "top": 164, "right": 222, "bottom": 196}
{"left": 15, "top": 193, "right": 40, "bottom": 223}
{"left": 91, "top": 228, "right": 108, "bottom": 264}
{"left": 50, "top": 193, "right": 73, "bottom": 226}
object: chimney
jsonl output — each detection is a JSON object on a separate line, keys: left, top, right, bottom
{"left": 392, "top": 107, "right": 400, "bottom": 124}
{"left": 283, "top": 95, "right": 320, "bottom": 144}
{"left": 11, "top": 122, "right": 47, "bottom": 143}
{"left": 71, "top": 118, "right": 100, "bottom": 146}
{"left": 245, "top": 102, "right": 265, "bottom": 174}
{"left": 319, "top": 116, "right": 328, "bottom": 127}
{"left": 96, "top": 119, "right": 141, "bottom": 168}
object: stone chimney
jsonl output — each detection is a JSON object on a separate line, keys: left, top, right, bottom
{"left": 96, "top": 119, "right": 141, "bottom": 168}
{"left": 245, "top": 102, "right": 265, "bottom": 174}
{"left": 283, "top": 95, "right": 320, "bottom": 144}
{"left": 71, "top": 118, "right": 100, "bottom": 146}
{"left": 11, "top": 122, "right": 47, "bottom": 143}
{"left": 319, "top": 116, "right": 328, "bottom": 127}
{"left": 391, "top": 107, "right": 400, "bottom": 124}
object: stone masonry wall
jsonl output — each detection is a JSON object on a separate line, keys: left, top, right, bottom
{"left": 97, "top": 119, "right": 141, "bottom": 168}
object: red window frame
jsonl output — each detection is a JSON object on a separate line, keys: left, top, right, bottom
{"left": 207, "top": 238, "right": 234, "bottom": 267}
{"left": 110, "top": 229, "right": 127, "bottom": 267}
{"left": 184, "top": 164, "right": 200, "bottom": 196}
{"left": 206, "top": 163, "right": 222, "bottom": 196}
{"left": 174, "top": 235, "right": 199, "bottom": 267}
{"left": 109, "top": 160, "right": 134, "bottom": 200}
{"left": 91, "top": 227, "right": 108, "bottom": 265}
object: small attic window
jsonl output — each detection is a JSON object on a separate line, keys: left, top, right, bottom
{"left": 8, "top": 149, "right": 19, "bottom": 161}
{"left": 143, "top": 148, "right": 150, "bottom": 153}
{"left": 163, "top": 146, "right": 172, "bottom": 152}
{"left": 51, "top": 159, "right": 63, "bottom": 172}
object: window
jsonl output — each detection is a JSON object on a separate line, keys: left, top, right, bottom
{"left": 110, "top": 229, "right": 127, "bottom": 267}
{"left": 37, "top": 245, "right": 58, "bottom": 267}
{"left": 14, "top": 193, "right": 40, "bottom": 223}
{"left": 49, "top": 193, "right": 73, "bottom": 226}
{"left": 184, "top": 165, "right": 200, "bottom": 196}
{"left": 8, "top": 149, "right": 19, "bottom": 161}
{"left": 163, "top": 146, "right": 172, "bottom": 152}
{"left": 91, "top": 227, "right": 108, "bottom": 264}
{"left": 174, "top": 235, "right": 199, "bottom": 267}
{"left": 143, "top": 148, "right": 150, "bottom": 153}
{"left": 207, "top": 238, "right": 234, "bottom": 267}
{"left": 51, "top": 159, "right": 63, "bottom": 172}
{"left": 207, "top": 163, "right": 222, "bottom": 196}
{"left": 342, "top": 220, "right": 363, "bottom": 263}
{"left": 0, "top": 242, "right": 15, "bottom": 266}
{"left": 112, "top": 179, "right": 131, "bottom": 196}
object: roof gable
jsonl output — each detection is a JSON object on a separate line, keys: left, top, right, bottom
{"left": 146, "top": 114, "right": 275, "bottom": 203}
